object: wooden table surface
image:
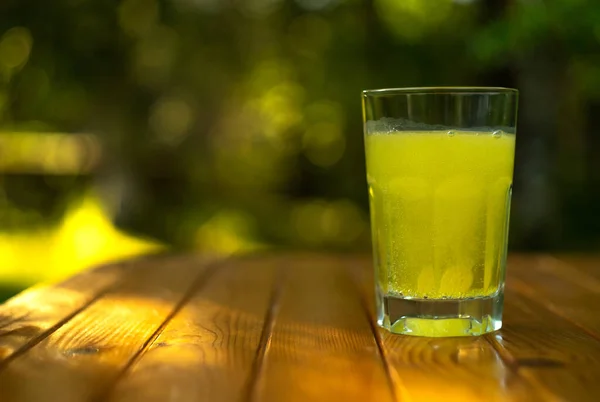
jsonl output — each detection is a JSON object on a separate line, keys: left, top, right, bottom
{"left": 0, "top": 254, "right": 598, "bottom": 402}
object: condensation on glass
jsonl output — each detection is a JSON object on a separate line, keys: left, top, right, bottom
{"left": 362, "top": 87, "right": 518, "bottom": 337}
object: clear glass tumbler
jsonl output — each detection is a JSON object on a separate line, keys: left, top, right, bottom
{"left": 362, "top": 87, "right": 518, "bottom": 337}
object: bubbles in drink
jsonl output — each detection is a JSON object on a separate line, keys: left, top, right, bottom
{"left": 440, "top": 265, "right": 474, "bottom": 295}
{"left": 417, "top": 266, "right": 435, "bottom": 295}
{"left": 365, "top": 130, "right": 515, "bottom": 299}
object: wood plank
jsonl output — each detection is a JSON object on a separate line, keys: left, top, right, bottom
{"left": 507, "top": 255, "right": 600, "bottom": 337}
{"left": 0, "top": 254, "right": 216, "bottom": 402}
{"left": 554, "top": 255, "right": 600, "bottom": 282}
{"left": 489, "top": 285, "right": 600, "bottom": 402}
{"left": 105, "top": 256, "right": 279, "bottom": 402}
{"left": 0, "top": 260, "right": 127, "bottom": 364}
{"left": 350, "top": 256, "right": 538, "bottom": 401}
{"left": 1, "top": 253, "right": 598, "bottom": 402}
{"left": 382, "top": 333, "right": 537, "bottom": 402}
{"left": 253, "top": 255, "right": 395, "bottom": 402}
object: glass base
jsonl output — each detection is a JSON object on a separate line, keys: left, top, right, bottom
{"left": 377, "top": 291, "right": 503, "bottom": 337}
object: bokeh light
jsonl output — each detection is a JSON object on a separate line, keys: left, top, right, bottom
{"left": 374, "top": 0, "right": 454, "bottom": 42}
{"left": 0, "top": 193, "right": 161, "bottom": 286}
{"left": 292, "top": 199, "right": 366, "bottom": 247}
{"left": 132, "top": 26, "right": 179, "bottom": 89}
{"left": 0, "top": 27, "right": 32, "bottom": 71}
{"left": 0, "top": 0, "right": 599, "bottom": 298}
{"left": 118, "top": 0, "right": 159, "bottom": 38}
{"left": 149, "top": 95, "right": 194, "bottom": 145}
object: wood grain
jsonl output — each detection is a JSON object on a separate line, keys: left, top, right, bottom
{"left": 0, "top": 254, "right": 216, "bottom": 402}
{"left": 350, "top": 257, "right": 537, "bottom": 402}
{"left": 507, "top": 255, "right": 600, "bottom": 337}
{"left": 385, "top": 333, "right": 540, "bottom": 401}
{"left": 492, "top": 287, "right": 600, "bottom": 402}
{"left": 253, "top": 255, "right": 395, "bottom": 402}
{"left": 554, "top": 255, "right": 600, "bottom": 282}
{"left": 0, "top": 253, "right": 598, "bottom": 402}
{"left": 0, "top": 260, "right": 125, "bottom": 365}
{"left": 105, "top": 256, "right": 280, "bottom": 402}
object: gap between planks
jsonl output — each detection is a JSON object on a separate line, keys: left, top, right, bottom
{"left": 349, "top": 255, "right": 562, "bottom": 402}
{"left": 510, "top": 277, "right": 600, "bottom": 343}
{"left": 483, "top": 330, "right": 560, "bottom": 401}
{"left": 508, "top": 255, "right": 600, "bottom": 342}
{"left": 346, "top": 261, "right": 401, "bottom": 402}
{"left": 0, "top": 287, "right": 116, "bottom": 371}
{"left": 243, "top": 262, "right": 287, "bottom": 402}
{"left": 482, "top": 254, "right": 600, "bottom": 401}
{"left": 246, "top": 255, "right": 395, "bottom": 402}
{"left": 94, "top": 257, "right": 229, "bottom": 402}
{"left": 0, "top": 260, "right": 136, "bottom": 370}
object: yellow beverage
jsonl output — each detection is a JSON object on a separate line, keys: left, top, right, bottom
{"left": 366, "top": 130, "right": 515, "bottom": 300}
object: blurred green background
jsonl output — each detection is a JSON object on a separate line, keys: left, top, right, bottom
{"left": 0, "top": 0, "right": 599, "bottom": 298}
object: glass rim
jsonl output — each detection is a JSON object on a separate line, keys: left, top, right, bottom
{"left": 362, "top": 86, "right": 518, "bottom": 97}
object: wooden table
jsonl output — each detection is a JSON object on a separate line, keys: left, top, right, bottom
{"left": 0, "top": 254, "right": 598, "bottom": 401}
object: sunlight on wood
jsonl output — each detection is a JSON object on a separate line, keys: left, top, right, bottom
{"left": 1, "top": 254, "right": 600, "bottom": 401}
{"left": 47, "top": 295, "right": 178, "bottom": 365}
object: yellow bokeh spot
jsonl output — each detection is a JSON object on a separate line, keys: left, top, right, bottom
{"left": 249, "top": 60, "right": 293, "bottom": 92}
{"left": 374, "top": 0, "right": 453, "bottom": 42}
{"left": 118, "top": 0, "right": 159, "bottom": 37}
{"left": 258, "top": 82, "right": 305, "bottom": 139}
{"left": 0, "top": 132, "right": 101, "bottom": 174}
{"left": 303, "top": 122, "right": 346, "bottom": 167}
{"left": 0, "top": 27, "right": 33, "bottom": 70}
{"left": 292, "top": 199, "right": 366, "bottom": 246}
{"left": 0, "top": 194, "right": 162, "bottom": 286}
{"left": 132, "top": 25, "right": 178, "bottom": 88}
{"left": 292, "top": 201, "right": 328, "bottom": 246}
{"left": 149, "top": 96, "right": 193, "bottom": 145}
{"left": 305, "top": 100, "right": 344, "bottom": 124}
{"left": 194, "top": 211, "right": 265, "bottom": 255}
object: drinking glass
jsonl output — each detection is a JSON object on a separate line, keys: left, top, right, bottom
{"left": 362, "top": 87, "right": 518, "bottom": 337}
